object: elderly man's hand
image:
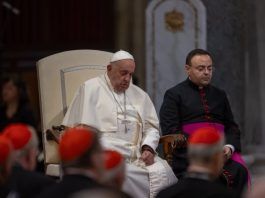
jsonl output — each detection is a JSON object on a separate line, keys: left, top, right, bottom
{"left": 140, "top": 150, "right": 155, "bottom": 166}
{"left": 223, "top": 146, "right": 233, "bottom": 162}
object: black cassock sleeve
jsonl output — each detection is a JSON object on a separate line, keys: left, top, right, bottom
{"left": 223, "top": 92, "right": 241, "bottom": 152}
{"left": 159, "top": 89, "right": 187, "bottom": 137}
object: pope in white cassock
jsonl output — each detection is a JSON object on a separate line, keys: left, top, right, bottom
{"left": 62, "top": 50, "right": 177, "bottom": 198}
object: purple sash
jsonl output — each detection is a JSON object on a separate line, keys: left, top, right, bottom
{"left": 182, "top": 122, "right": 251, "bottom": 187}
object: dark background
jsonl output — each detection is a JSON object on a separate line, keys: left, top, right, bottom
{"left": 0, "top": 0, "right": 116, "bottom": 126}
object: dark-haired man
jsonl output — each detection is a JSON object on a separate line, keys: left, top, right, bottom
{"left": 159, "top": 49, "right": 248, "bottom": 193}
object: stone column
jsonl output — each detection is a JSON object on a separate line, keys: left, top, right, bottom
{"left": 131, "top": 0, "right": 147, "bottom": 89}
{"left": 114, "top": 0, "right": 132, "bottom": 50}
{"left": 114, "top": 0, "right": 147, "bottom": 89}
{"left": 243, "top": 0, "right": 262, "bottom": 152}
{"left": 255, "top": 0, "right": 265, "bottom": 151}
{"left": 201, "top": 0, "right": 246, "bottom": 144}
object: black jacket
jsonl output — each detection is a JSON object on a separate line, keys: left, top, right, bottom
{"left": 4, "top": 165, "right": 55, "bottom": 198}
{"left": 37, "top": 174, "right": 130, "bottom": 198}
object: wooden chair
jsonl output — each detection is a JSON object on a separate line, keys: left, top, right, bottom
{"left": 37, "top": 50, "right": 113, "bottom": 176}
{"left": 159, "top": 133, "right": 233, "bottom": 187}
{"left": 159, "top": 134, "right": 186, "bottom": 166}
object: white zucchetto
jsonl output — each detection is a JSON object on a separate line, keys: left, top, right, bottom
{"left": 110, "top": 50, "right": 134, "bottom": 62}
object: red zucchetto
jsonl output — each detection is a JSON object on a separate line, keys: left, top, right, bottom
{"left": 104, "top": 149, "right": 124, "bottom": 170}
{"left": 2, "top": 123, "right": 31, "bottom": 150}
{"left": 188, "top": 127, "right": 222, "bottom": 145}
{"left": 59, "top": 128, "right": 94, "bottom": 162}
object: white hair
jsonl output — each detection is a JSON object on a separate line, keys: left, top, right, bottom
{"left": 188, "top": 136, "right": 224, "bottom": 164}
{"left": 15, "top": 125, "right": 39, "bottom": 159}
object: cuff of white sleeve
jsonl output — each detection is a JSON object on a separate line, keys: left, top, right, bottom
{"left": 224, "top": 144, "right": 235, "bottom": 153}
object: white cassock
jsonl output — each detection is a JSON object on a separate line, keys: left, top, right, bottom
{"left": 62, "top": 73, "right": 177, "bottom": 198}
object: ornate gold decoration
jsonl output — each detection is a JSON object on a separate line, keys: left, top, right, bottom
{"left": 165, "top": 9, "right": 184, "bottom": 32}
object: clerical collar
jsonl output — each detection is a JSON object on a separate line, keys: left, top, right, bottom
{"left": 186, "top": 78, "right": 210, "bottom": 90}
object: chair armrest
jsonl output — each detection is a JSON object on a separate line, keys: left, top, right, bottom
{"left": 159, "top": 134, "right": 186, "bottom": 166}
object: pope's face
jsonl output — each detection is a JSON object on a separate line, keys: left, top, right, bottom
{"left": 185, "top": 55, "right": 213, "bottom": 87}
{"left": 107, "top": 59, "right": 135, "bottom": 93}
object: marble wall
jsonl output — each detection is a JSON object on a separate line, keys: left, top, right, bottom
{"left": 243, "top": 0, "right": 262, "bottom": 150}
{"left": 202, "top": 0, "right": 265, "bottom": 153}
{"left": 200, "top": 0, "right": 246, "bottom": 140}
{"left": 253, "top": 0, "right": 265, "bottom": 151}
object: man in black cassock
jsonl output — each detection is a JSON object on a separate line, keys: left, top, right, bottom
{"left": 156, "top": 127, "right": 239, "bottom": 198}
{"left": 159, "top": 49, "right": 248, "bottom": 193}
